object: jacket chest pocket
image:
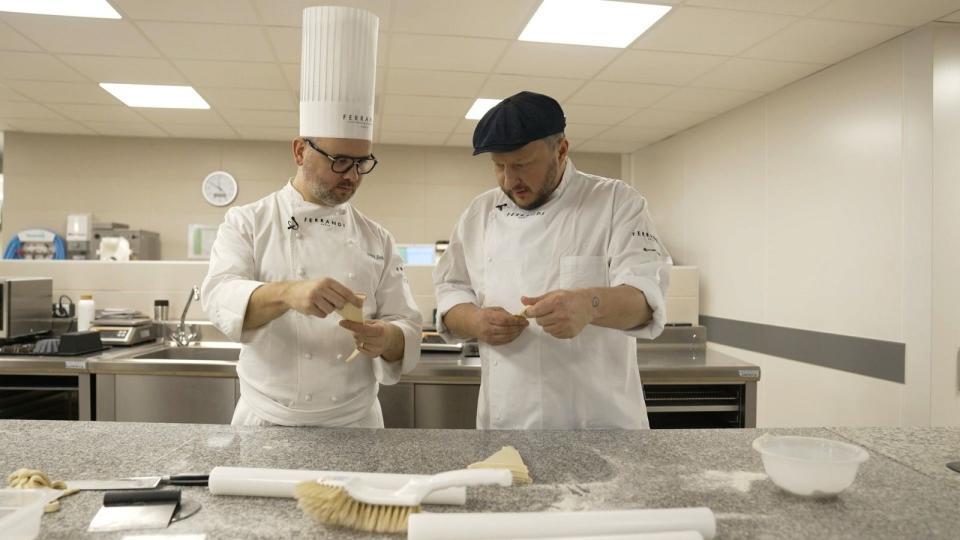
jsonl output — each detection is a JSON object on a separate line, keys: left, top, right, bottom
{"left": 559, "top": 255, "right": 608, "bottom": 289}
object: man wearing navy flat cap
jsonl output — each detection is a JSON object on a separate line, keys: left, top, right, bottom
{"left": 433, "top": 91, "right": 672, "bottom": 430}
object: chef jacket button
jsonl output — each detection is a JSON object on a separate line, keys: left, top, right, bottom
{"left": 304, "top": 394, "right": 312, "bottom": 401}
{"left": 295, "top": 232, "right": 302, "bottom": 240}
{"left": 331, "top": 396, "right": 338, "bottom": 402}
{"left": 486, "top": 257, "right": 492, "bottom": 262}
{"left": 493, "top": 359, "right": 499, "bottom": 366}
{"left": 336, "top": 353, "right": 343, "bottom": 360}
{"left": 304, "top": 353, "right": 312, "bottom": 360}
{"left": 338, "top": 208, "right": 346, "bottom": 215}
{"left": 347, "top": 272, "right": 355, "bottom": 279}
{"left": 298, "top": 267, "right": 306, "bottom": 277}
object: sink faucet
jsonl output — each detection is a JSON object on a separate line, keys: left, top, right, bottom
{"left": 170, "top": 285, "right": 200, "bottom": 347}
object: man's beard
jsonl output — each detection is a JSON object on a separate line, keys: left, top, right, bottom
{"left": 311, "top": 182, "right": 355, "bottom": 205}
{"left": 502, "top": 159, "right": 558, "bottom": 210}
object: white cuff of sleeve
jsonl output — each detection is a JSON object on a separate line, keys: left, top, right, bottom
{"left": 612, "top": 277, "right": 666, "bottom": 340}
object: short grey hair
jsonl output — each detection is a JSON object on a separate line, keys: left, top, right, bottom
{"left": 543, "top": 132, "right": 566, "bottom": 149}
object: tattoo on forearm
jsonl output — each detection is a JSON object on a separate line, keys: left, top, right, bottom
{"left": 592, "top": 296, "right": 600, "bottom": 308}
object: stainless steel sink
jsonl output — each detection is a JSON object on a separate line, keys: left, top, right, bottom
{"left": 133, "top": 347, "right": 240, "bottom": 361}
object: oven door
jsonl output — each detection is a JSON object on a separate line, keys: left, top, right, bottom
{"left": 0, "top": 374, "right": 91, "bottom": 420}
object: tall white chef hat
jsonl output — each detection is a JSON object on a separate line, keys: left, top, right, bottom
{"left": 300, "top": 6, "right": 378, "bottom": 141}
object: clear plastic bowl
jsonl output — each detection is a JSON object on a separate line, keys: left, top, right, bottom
{"left": 752, "top": 434, "right": 869, "bottom": 498}
{"left": 0, "top": 489, "right": 46, "bottom": 540}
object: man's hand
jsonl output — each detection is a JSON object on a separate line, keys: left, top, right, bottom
{"left": 339, "top": 319, "right": 403, "bottom": 361}
{"left": 522, "top": 289, "right": 595, "bottom": 339}
{"left": 471, "top": 307, "right": 529, "bottom": 345}
{"left": 282, "top": 278, "right": 361, "bottom": 318}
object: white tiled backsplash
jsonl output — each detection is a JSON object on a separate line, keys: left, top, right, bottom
{"left": 0, "top": 260, "right": 698, "bottom": 329}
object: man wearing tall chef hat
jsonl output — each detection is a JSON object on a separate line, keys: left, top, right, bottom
{"left": 434, "top": 91, "right": 672, "bottom": 430}
{"left": 202, "top": 6, "right": 421, "bottom": 427}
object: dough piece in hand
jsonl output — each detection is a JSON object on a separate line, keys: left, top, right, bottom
{"left": 468, "top": 445, "right": 532, "bottom": 485}
{"left": 515, "top": 306, "right": 531, "bottom": 319}
{"left": 336, "top": 293, "right": 366, "bottom": 323}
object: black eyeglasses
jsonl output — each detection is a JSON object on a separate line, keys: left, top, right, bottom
{"left": 303, "top": 138, "right": 378, "bottom": 175}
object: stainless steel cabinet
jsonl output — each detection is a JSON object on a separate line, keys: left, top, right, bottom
{"left": 97, "top": 374, "right": 239, "bottom": 424}
{"left": 378, "top": 383, "right": 415, "bottom": 428}
{"left": 379, "top": 382, "right": 478, "bottom": 429}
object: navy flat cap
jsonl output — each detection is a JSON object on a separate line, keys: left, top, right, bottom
{"left": 472, "top": 91, "right": 566, "bottom": 155}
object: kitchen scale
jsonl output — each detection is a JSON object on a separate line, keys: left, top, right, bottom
{"left": 90, "top": 312, "right": 158, "bottom": 346}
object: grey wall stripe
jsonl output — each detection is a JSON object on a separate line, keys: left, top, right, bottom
{"left": 699, "top": 315, "right": 905, "bottom": 384}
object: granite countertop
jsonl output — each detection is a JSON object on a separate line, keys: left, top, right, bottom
{"left": 2, "top": 420, "right": 958, "bottom": 539}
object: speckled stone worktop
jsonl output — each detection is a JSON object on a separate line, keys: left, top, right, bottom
{"left": 2, "top": 420, "right": 959, "bottom": 539}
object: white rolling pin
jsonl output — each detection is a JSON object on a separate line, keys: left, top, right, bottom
{"left": 208, "top": 466, "right": 465, "bottom": 505}
{"left": 501, "top": 533, "right": 703, "bottom": 540}
{"left": 407, "top": 508, "right": 715, "bottom": 540}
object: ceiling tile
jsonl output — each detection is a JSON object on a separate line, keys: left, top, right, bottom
{"left": 597, "top": 50, "right": 726, "bottom": 85}
{"left": 111, "top": 0, "right": 260, "bottom": 24}
{"left": 812, "top": 0, "right": 960, "bottom": 26}
{"left": 653, "top": 87, "right": 763, "bottom": 113}
{"left": 0, "top": 20, "right": 40, "bottom": 51}
{"left": 940, "top": 9, "right": 960, "bottom": 21}
{"left": 479, "top": 75, "right": 584, "bottom": 101}
{"left": 252, "top": 0, "right": 393, "bottom": 28}
{"left": 4, "top": 118, "right": 94, "bottom": 134}
{"left": 198, "top": 88, "right": 297, "bottom": 111}
{"left": 136, "top": 109, "right": 229, "bottom": 125}
{"left": 574, "top": 139, "right": 642, "bottom": 154}
{"left": 0, "top": 83, "right": 28, "bottom": 101}
{"left": 137, "top": 22, "right": 275, "bottom": 61}
{"left": 48, "top": 104, "right": 146, "bottom": 122}
{"left": 0, "top": 51, "right": 86, "bottom": 82}
{"left": 161, "top": 123, "right": 240, "bottom": 139}
{"left": 219, "top": 109, "right": 298, "bottom": 127}
{"left": 568, "top": 81, "right": 676, "bottom": 108}
{"left": 58, "top": 55, "right": 187, "bottom": 85}
{"left": 594, "top": 125, "right": 677, "bottom": 143}
{"left": 175, "top": 60, "right": 289, "bottom": 89}
{"left": 234, "top": 125, "right": 302, "bottom": 140}
{"left": 3, "top": 81, "right": 116, "bottom": 105}
{"left": 280, "top": 64, "right": 299, "bottom": 93}
{"left": 392, "top": 0, "right": 539, "bottom": 39}
{"left": 380, "top": 115, "right": 458, "bottom": 133}
{"left": 387, "top": 34, "right": 509, "bottom": 72}
{"left": 2, "top": 14, "right": 159, "bottom": 57}
{"left": 453, "top": 118, "right": 479, "bottom": 134}
{"left": 632, "top": 6, "right": 795, "bottom": 55}
{"left": 496, "top": 42, "right": 620, "bottom": 79}
{"left": 382, "top": 95, "right": 473, "bottom": 117}
{"left": 385, "top": 69, "right": 486, "bottom": 97}
{"left": 83, "top": 120, "right": 168, "bottom": 137}
{"left": 562, "top": 104, "right": 638, "bottom": 126}
{"left": 693, "top": 58, "right": 825, "bottom": 91}
{"left": 0, "top": 101, "right": 61, "bottom": 119}
{"left": 444, "top": 132, "right": 474, "bottom": 147}
{"left": 622, "top": 108, "right": 715, "bottom": 130}
{"left": 741, "top": 19, "right": 909, "bottom": 64}
{"left": 379, "top": 131, "right": 449, "bottom": 145}
{"left": 564, "top": 123, "right": 610, "bottom": 139}
{"left": 685, "top": 0, "right": 830, "bottom": 16}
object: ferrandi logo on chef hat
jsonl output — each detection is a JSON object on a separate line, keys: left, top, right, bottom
{"left": 300, "top": 6, "right": 378, "bottom": 141}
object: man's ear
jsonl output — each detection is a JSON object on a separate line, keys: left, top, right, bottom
{"left": 557, "top": 136, "right": 570, "bottom": 163}
{"left": 292, "top": 138, "right": 306, "bottom": 166}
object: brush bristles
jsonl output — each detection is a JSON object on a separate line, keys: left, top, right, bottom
{"left": 294, "top": 481, "right": 420, "bottom": 533}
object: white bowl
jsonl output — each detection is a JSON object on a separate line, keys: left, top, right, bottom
{"left": 0, "top": 489, "right": 46, "bottom": 540}
{"left": 752, "top": 434, "right": 869, "bottom": 498}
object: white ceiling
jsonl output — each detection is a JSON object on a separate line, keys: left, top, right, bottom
{"left": 1, "top": 0, "right": 960, "bottom": 153}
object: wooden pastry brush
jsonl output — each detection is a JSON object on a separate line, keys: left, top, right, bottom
{"left": 295, "top": 468, "right": 512, "bottom": 534}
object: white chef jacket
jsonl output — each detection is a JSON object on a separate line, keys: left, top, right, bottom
{"left": 433, "top": 159, "right": 671, "bottom": 430}
{"left": 202, "top": 180, "right": 422, "bottom": 427}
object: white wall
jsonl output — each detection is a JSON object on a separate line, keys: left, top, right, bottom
{"left": 629, "top": 27, "right": 953, "bottom": 428}
{"left": 931, "top": 24, "right": 960, "bottom": 426}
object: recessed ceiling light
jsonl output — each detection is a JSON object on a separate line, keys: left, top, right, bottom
{"left": 0, "top": 0, "right": 121, "bottom": 19}
{"left": 519, "top": 0, "right": 671, "bottom": 48}
{"left": 100, "top": 83, "right": 210, "bottom": 109}
{"left": 465, "top": 98, "right": 502, "bottom": 120}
